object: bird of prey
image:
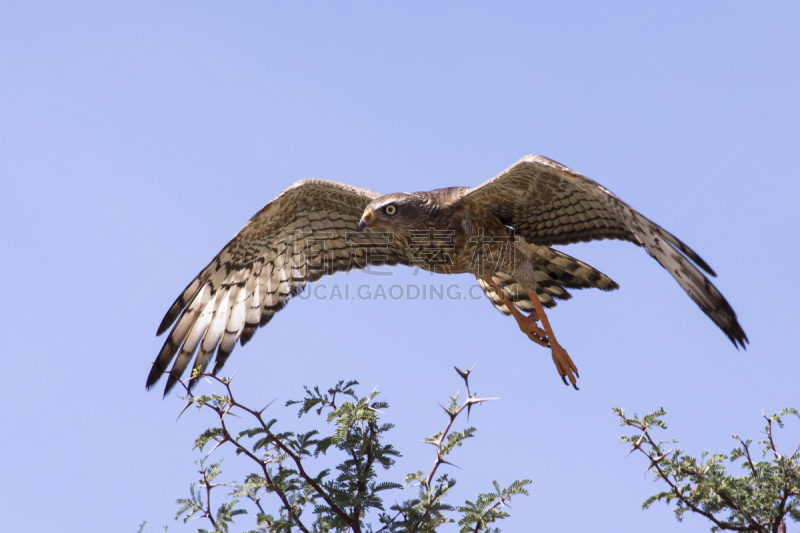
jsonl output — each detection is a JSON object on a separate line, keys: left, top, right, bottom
{"left": 148, "top": 155, "right": 747, "bottom": 395}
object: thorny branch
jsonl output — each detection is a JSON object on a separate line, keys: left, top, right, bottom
{"left": 200, "top": 464, "right": 217, "bottom": 531}
{"left": 424, "top": 365, "right": 496, "bottom": 491}
{"left": 627, "top": 417, "right": 762, "bottom": 532}
{"left": 180, "top": 375, "right": 317, "bottom": 533}
{"left": 173, "top": 367, "right": 529, "bottom": 533}
{"left": 616, "top": 408, "right": 800, "bottom": 533}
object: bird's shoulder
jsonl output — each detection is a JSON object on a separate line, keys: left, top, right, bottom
{"left": 411, "top": 186, "right": 472, "bottom": 208}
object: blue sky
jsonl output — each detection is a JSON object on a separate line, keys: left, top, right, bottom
{"left": 2, "top": 2, "right": 799, "bottom": 532}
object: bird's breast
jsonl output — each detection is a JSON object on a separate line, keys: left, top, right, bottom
{"left": 403, "top": 210, "right": 511, "bottom": 275}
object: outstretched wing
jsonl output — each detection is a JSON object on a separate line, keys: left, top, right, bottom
{"left": 148, "top": 179, "right": 407, "bottom": 395}
{"left": 463, "top": 155, "right": 747, "bottom": 348}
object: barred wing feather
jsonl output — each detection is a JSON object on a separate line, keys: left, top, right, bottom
{"left": 465, "top": 155, "right": 747, "bottom": 348}
{"left": 148, "top": 180, "right": 407, "bottom": 395}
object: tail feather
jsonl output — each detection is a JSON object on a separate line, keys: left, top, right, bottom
{"left": 479, "top": 243, "right": 618, "bottom": 317}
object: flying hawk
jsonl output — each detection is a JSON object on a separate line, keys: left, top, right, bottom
{"left": 148, "top": 155, "right": 747, "bottom": 394}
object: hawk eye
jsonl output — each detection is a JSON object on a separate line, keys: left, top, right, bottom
{"left": 384, "top": 204, "right": 397, "bottom": 215}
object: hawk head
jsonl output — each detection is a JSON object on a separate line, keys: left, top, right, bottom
{"left": 358, "top": 193, "right": 432, "bottom": 233}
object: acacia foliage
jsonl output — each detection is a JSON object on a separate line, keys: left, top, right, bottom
{"left": 163, "top": 366, "right": 530, "bottom": 533}
{"left": 616, "top": 406, "right": 800, "bottom": 532}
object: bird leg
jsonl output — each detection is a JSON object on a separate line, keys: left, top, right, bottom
{"left": 527, "top": 290, "right": 579, "bottom": 390}
{"left": 484, "top": 278, "right": 549, "bottom": 347}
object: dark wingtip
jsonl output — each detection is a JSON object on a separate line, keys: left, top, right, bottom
{"left": 163, "top": 372, "right": 180, "bottom": 398}
{"left": 156, "top": 312, "right": 176, "bottom": 336}
{"left": 212, "top": 348, "right": 232, "bottom": 376}
{"left": 669, "top": 234, "right": 717, "bottom": 277}
{"left": 145, "top": 364, "right": 164, "bottom": 391}
{"left": 722, "top": 312, "right": 749, "bottom": 351}
{"left": 240, "top": 321, "right": 261, "bottom": 345}
{"left": 695, "top": 258, "right": 717, "bottom": 278}
{"left": 145, "top": 367, "right": 177, "bottom": 399}
{"left": 602, "top": 280, "right": 621, "bottom": 292}
{"left": 678, "top": 254, "right": 717, "bottom": 278}
{"left": 729, "top": 327, "right": 749, "bottom": 351}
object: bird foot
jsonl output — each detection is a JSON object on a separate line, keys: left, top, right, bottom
{"left": 517, "top": 314, "right": 550, "bottom": 348}
{"left": 524, "top": 291, "right": 580, "bottom": 391}
{"left": 552, "top": 343, "right": 579, "bottom": 390}
{"left": 484, "top": 277, "right": 550, "bottom": 347}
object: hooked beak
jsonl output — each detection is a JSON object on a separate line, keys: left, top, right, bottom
{"left": 358, "top": 209, "right": 374, "bottom": 232}
{"left": 359, "top": 208, "right": 390, "bottom": 231}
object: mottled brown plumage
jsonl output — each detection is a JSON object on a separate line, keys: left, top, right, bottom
{"left": 148, "top": 155, "right": 747, "bottom": 395}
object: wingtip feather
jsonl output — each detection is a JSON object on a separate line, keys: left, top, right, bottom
{"left": 146, "top": 362, "right": 166, "bottom": 391}
{"left": 163, "top": 372, "right": 181, "bottom": 397}
{"left": 728, "top": 324, "right": 749, "bottom": 351}
{"left": 156, "top": 313, "right": 175, "bottom": 336}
